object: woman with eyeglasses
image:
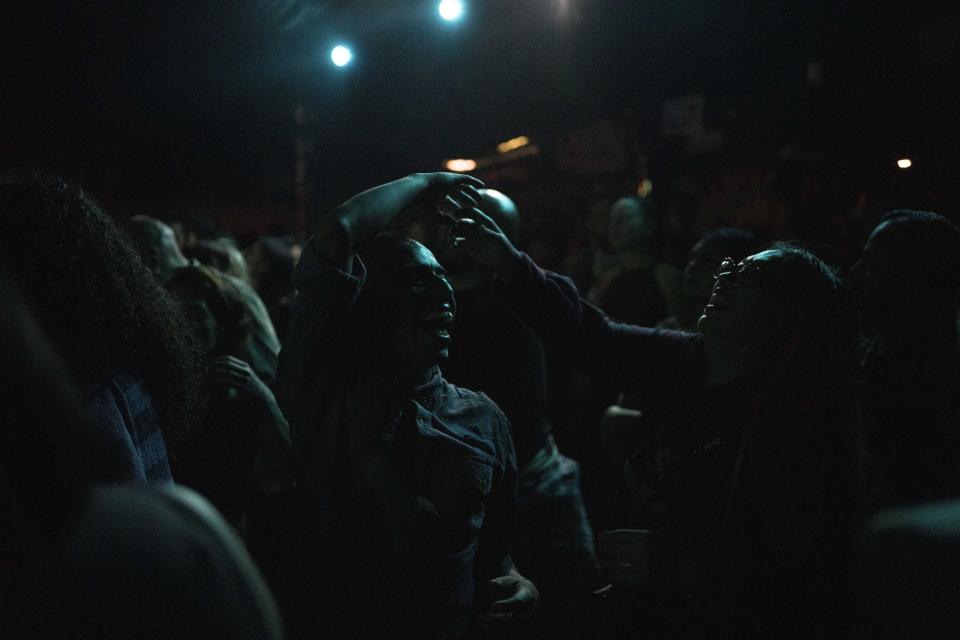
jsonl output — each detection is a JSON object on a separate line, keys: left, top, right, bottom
{"left": 452, "top": 211, "right": 863, "bottom": 638}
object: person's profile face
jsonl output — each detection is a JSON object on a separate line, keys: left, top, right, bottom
{"left": 698, "top": 250, "right": 782, "bottom": 361}
{"left": 379, "top": 242, "right": 457, "bottom": 370}
{"left": 169, "top": 286, "right": 219, "bottom": 355}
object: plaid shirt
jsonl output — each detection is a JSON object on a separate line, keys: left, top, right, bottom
{"left": 86, "top": 369, "right": 173, "bottom": 485}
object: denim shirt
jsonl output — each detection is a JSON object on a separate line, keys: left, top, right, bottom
{"left": 277, "top": 241, "right": 517, "bottom": 639}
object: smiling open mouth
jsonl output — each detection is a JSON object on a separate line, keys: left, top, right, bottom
{"left": 420, "top": 310, "right": 454, "bottom": 339}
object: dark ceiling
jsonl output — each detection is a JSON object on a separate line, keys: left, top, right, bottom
{"left": 2, "top": 1, "right": 958, "bottom": 214}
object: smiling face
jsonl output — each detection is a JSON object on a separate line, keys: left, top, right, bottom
{"left": 698, "top": 250, "right": 783, "bottom": 362}
{"left": 374, "top": 240, "right": 456, "bottom": 371}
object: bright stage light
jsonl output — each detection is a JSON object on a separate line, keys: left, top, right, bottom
{"left": 445, "top": 158, "right": 477, "bottom": 172}
{"left": 897, "top": 158, "right": 912, "bottom": 169}
{"left": 439, "top": 0, "right": 464, "bottom": 22}
{"left": 497, "top": 135, "right": 530, "bottom": 154}
{"left": 330, "top": 45, "right": 353, "bottom": 67}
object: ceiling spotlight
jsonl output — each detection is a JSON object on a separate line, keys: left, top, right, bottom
{"left": 897, "top": 158, "right": 912, "bottom": 169}
{"left": 330, "top": 45, "right": 353, "bottom": 67}
{"left": 439, "top": 0, "right": 465, "bottom": 22}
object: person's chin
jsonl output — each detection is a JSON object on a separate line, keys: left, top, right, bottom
{"left": 411, "top": 340, "right": 450, "bottom": 368}
{"left": 697, "top": 313, "right": 710, "bottom": 334}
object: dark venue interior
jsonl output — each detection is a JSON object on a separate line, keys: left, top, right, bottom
{"left": 3, "top": 1, "right": 960, "bottom": 638}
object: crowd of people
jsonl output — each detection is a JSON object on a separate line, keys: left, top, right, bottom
{"left": 2, "top": 167, "right": 959, "bottom": 639}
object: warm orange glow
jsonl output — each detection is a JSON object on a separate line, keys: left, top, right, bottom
{"left": 496, "top": 136, "right": 530, "bottom": 154}
{"left": 445, "top": 158, "right": 477, "bottom": 172}
{"left": 897, "top": 158, "right": 912, "bottom": 169}
{"left": 637, "top": 179, "right": 653, "bottom": 197}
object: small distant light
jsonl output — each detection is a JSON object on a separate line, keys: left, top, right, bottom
{"left": 439, "top": 0, "right": 465, "bottom": 22}
{"left": 496, "top": 135, "right": 530, "bottom": 154}
{"left": 445, "top": 158, "right": 477, "bottom": 172}
{"left": 637, "top": 179, "right": 653, "bottom": 197}
{"left": 330, "top": 45, "right": 353, "bottom": 67}
{"left": 897, "top": 158, "right": 912, "bottom": 169}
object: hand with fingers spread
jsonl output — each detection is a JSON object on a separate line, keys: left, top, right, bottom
{"left": 424, "top": 173, "right": 484, "bottom": 213}
{"left": 448, "top": 208, "right": 522, "bottom": 276}
{"left": 313, "top": 172, "right": 484, "bottom": 270}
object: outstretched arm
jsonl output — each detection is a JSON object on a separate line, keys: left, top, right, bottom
{"left": 314, "top": 172, "right": 483, "bottom": 271}
{"left": 452, "top": 210, "right": 701, "bottom": 395}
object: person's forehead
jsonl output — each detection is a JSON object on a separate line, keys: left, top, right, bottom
{"left": 866, "top": 221, "right": 901, "bottom": 252}
{"left": 743, "top": 249, "right": 781, "bottom": 265}
{"left": 693, "top": 243, "right": 731, "bottom": 261}
{"left": 399, "top": 241, "right": 442, "bottom": 270}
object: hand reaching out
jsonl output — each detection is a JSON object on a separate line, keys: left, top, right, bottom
{"left": 314, "top": 172, "right": 485, "bottom": 268}
{"left": 447, "top": 207, "right": 522, "bottom": 276}
{"left": 416, "top": 173, "right": 484, "bottom": 225}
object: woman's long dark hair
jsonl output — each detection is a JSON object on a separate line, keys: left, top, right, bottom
{"left": 758, "top": 243, "right": 859, "bottom": 410}
{"left": 723, "top": 243, "right": 864, "bottom": 528}
{"left": 0, "top": 174, "right": 203, "bottom": 449}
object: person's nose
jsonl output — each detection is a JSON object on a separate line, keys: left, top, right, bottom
{"left": 428, "top": 275, "right": 455, "bottom": 304}
{"left": 714, "top": 257, "right": 735, "bottom": 283}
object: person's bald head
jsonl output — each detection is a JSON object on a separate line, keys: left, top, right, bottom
{"left": 478, "top": 189, "right": 520, "bottom": 242}
{"left": 125, "top": 216, "right": 189, "bottom": 284}
{"left": 424, "top": 189, "right": 521, "bottom": 291}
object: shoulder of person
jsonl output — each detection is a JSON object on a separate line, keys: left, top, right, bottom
{"left": 445, "top": 382, "right": 498, "bottom": 411}
{"left": 65, "top": 485, "right": 283, "bottom": 639}
{"left": 443, "top": 383, "right": 512, "bottom": 436}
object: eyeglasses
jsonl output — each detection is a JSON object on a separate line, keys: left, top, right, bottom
{"left": 713, "top": 257, "right": 767, "bottom": 290}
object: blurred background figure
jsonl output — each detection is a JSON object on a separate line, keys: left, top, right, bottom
{"left": 245, "top": 236, "right": 299, "bottom": 343}
{"left": 128, "top": 213, "right": 291, "bottom": 582}
{"left": 126, "top": 215, "right": 281, "bottom": 387}
{"left": 188, "top": 237, "right": 254, "bottom": 285}
{"left": 553, "top": 195, "right": 683, "bottom": 534}
{"left": 562, "top": 198, "right": 619, "bottom": 297}
{"left": 165, "top": 265, "right": 291, "bottom": 528}
{"left": 588, "top": 196, "right": 682, "bottom": 327}
{"left": 126, "top": 214, "right": 191, "bottom": 284}
{"left": 851, "top": 210, "right": 960, "bottom": 509}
